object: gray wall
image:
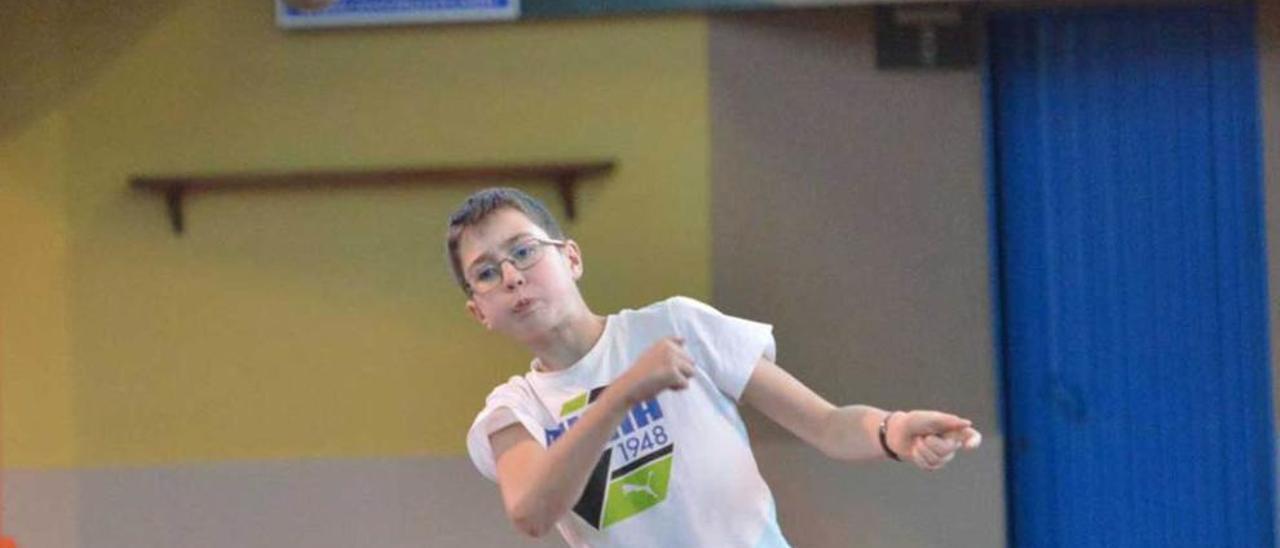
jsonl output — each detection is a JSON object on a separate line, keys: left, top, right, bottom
{"left": 711, "top": 3, "right": 1280, "bottom": 548}
{"left": 709, "top": 7, "right": 995, "bottom": 426}
{"left": 1262, "top": 1, "right": 1280, "bottom": 431}
{"left": 4, "top": 457, "right": 563, "bottom": 548}
{"left": 708, "top": 8, "right": 1004, "bottom": 547}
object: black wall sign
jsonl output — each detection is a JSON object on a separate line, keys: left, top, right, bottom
{"left": 876, "top": 5, "right": 978, "bottom": 70}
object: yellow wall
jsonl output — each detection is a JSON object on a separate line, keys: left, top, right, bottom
{"left": 2, "top": 0, "right": 710, "bottom": 468}
{"left": 0, "top": 113, "right": 78, "bottom": 469}
{"left": 1, "top": 2, "right": 75, "bottom": 470}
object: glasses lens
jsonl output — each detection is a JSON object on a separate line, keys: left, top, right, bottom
{"left": 510, "top": 241, "right": 544, "bottom": 269}
{"left": 469, "top": 265, "right": 497, "bottom": 293}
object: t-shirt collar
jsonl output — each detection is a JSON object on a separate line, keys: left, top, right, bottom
{"left": 528, "top": 314, "right": 614, "bottom": 379}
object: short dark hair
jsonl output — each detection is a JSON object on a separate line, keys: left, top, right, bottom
{"left": 445, "top": 187, "right": 565, "bottom": 295}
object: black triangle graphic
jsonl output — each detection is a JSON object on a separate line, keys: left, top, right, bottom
{"left": 571, "top": 447, "right": 612, "bottom": 529}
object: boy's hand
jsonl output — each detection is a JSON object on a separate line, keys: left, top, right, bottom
{"left": 613, "top": 337, "right": 696, "bottom": 406}
{"left": 889, "top": 410, "right": 982, "bottom": 471}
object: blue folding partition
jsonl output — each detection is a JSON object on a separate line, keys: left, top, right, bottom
{"left": 988, "top": 4, "right": 1276, "bottom": 547}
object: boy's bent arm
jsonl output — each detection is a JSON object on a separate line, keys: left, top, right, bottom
{"left": 741, "top": 357, "right": 982, "bottom": 466}
{"left": 489, "top": 388, "right": 634, "bottom": 538}
{"left": 488, "top": 336, "right": 695, "bottom": 537}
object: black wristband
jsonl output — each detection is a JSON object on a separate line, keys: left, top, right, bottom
{"left": 879, "top": 411, "right": 902, "bottom": 461}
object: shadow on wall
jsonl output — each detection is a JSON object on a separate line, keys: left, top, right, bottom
{"left": 0, "top": 0, "right": 187, "bottom": 142}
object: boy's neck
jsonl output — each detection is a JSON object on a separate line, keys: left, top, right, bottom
{"left": 528, "top": 309, "right": 607, "bottom": 373}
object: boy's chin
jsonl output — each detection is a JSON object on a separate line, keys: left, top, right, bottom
{"left": 501, "top": 316, "right": 548, "bottom": 337}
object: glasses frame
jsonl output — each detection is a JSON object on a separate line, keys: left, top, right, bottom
{"left": 465, "top": 237, "right": 567, "bottom": 295}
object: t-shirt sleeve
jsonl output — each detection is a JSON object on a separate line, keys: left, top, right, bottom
{"left": 465, "top": 377, "right": 548, "bottom": 483}
{"left": 666, "top": 296, "right": 776, "bottom": 401}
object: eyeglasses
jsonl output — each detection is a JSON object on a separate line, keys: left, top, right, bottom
{"left": 465, "top": 237, "right": 566, "bottom": 295}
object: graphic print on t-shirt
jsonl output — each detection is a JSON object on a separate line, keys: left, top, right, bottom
{"left": 544, "top": 385, "right": 674, "bottom": 529}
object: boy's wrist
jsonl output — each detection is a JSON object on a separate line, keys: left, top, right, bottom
{"left": 878, "top": 411, "right": 903, "bottom": 461}
{"left": 887, "top": 410, "right": 916, "bottom": 460}
{"left": 597, "top": 383, "right": 641, "bottom": 415}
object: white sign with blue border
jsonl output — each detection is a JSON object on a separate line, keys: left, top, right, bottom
{"left": 276, "top": 0, "right": 519, "bottom": 29}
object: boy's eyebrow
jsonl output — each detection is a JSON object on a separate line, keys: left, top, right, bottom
{"left": 466, "top": 232, "right": 537, "bottom": 270}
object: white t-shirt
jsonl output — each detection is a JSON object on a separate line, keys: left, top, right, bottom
{"left": 466, "top": 296, "right": 791, "bottom": 547}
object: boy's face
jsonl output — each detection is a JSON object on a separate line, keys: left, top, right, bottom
{"left": 459, "top": 207, "right": 585, "bottom": 339}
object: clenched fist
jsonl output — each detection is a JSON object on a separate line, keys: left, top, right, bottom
{"left": 613, "top": 337, "right": 697, "bottom": 406}
{"left": 887, "top": 410, "right": 983, "bottom": 471}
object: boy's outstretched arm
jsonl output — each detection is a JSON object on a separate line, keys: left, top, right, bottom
{"left": 741, "top": 357, "right": 981, "bottom": 470}
{"left": 488, "top": 337, "right": 696, "bottom": 538}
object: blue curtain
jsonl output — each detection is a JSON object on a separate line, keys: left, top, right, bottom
{"left": 989, "top": 4, "right": 1275, "bottom": 547}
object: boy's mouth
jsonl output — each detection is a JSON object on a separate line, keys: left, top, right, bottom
{"left": 512, "top": 298, "right": 534, "bottom": 314}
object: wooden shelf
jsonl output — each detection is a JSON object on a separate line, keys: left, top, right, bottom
{"left": 130, "top": 160, "right": 616, "bottom": 235}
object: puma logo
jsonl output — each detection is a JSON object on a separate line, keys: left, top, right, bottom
{"left": 621, "top": 470, "right": 659, "bottom": 499}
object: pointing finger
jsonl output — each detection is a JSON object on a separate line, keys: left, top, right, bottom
{"left": 961, "top": 428, "right": 982, "bottom": 450}
{"left": 910, "top": 411, "right": 972, "bottom": 436}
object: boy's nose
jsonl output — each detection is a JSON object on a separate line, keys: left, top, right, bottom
{"left": 501, "top": 261, "right": 525, "bottom": 289}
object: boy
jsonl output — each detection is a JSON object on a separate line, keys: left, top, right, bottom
{"left": 452, "top": 188, "right": 981, "bottom": 547}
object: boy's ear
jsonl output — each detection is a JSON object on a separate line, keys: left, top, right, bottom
{"left": 563, "top": 239, "right": 585, "bottom": 280}
{"left": 465, "top": 300, "right": 492, "bottom": 330}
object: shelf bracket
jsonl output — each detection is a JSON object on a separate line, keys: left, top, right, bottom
{"left": 165, "top": 187, "right": 185, "bottom": 234}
